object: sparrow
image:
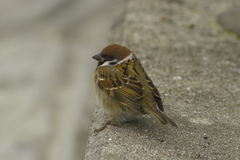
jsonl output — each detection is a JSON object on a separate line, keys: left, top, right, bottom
{"left": 92, "top": 44, "right": 177, "bottom": 132}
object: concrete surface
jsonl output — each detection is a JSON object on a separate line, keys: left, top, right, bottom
{"left": 217, "top": 3, "right": 240, "bottom": 36}
{"left": 0, "top": 0, "right": 121, "bottom": 160}
{"left": 85, "top": 0, "right": 240, "bottom": 159}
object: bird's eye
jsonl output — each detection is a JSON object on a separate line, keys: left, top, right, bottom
{"left": 107, "top": 55, "right": 114, "bottom": 60}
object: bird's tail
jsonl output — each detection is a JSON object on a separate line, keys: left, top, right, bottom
{"left": 144, "top": 107, "right": 178, "bottom": 128}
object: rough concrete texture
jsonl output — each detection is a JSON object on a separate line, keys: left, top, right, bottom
{"left": 85, "top": 0, "right": 240, "bottom": 159}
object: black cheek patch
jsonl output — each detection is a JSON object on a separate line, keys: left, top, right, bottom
{"left": 109, "top": 61, "right": 118, "bottom": 65}
{"left": 97, "top": 61, "right": 104, "bottom": 66}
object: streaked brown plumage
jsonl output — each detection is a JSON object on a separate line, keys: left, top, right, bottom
{"left": 93, "top": 44, "right": 177, "bottom": 132}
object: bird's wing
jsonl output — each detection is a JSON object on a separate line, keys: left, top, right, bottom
{"left": 131, "top": 58, "right": 164, "bottom": 112}
{"left": 95, "top": 59, "right": 144, "bottom": 112}
{"left": 144, "top": 74, "right": 164, "bottom": 112}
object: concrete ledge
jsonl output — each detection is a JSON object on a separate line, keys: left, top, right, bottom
{"left": 85, "top": 0, "right": 240, "bottom": 159}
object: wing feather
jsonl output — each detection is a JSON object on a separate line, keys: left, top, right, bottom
{"left": 96, "top": 60, "right": 144, "bottom": 112}
{"left": 96, "top": 57, "right": 164, "bottom": 113}
{"left": 145, "top": 74, "right": 164, "bottom": 112}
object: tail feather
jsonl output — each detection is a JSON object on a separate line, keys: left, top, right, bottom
{"left": 144, "top": 107, "right": 178, "bottom": 128}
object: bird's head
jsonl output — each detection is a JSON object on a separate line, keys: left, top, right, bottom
{"left": 92, "top": 44, "right": 132, "bottom": 67}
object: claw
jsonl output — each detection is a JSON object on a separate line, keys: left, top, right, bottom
{"left": 94, "top": 114, "right": 119, "bottom": 133}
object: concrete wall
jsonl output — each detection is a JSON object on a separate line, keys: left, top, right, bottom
{"left": 85, "top": 0, "right": 240, "bottom": 159}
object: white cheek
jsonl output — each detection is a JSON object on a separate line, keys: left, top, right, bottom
{"left": 101, "top": 61, "right": 111, "bottom": 66}
{"left": 101, "top": 59, "right": 118, "bottom": 66}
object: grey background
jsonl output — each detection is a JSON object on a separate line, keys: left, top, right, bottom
{"left": 0, "top": 0, "right": 121, "bottom": 160}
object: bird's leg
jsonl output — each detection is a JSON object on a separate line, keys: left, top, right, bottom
{"left": 94, "top": 114, "right": 119, "bottom": 133}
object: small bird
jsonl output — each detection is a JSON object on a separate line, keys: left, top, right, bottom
{"left": 92, "top": 44, "right": 177, "bottom": 132}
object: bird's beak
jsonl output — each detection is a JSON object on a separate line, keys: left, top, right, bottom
{"left": 92, "top": 54, "right": 104, "bottom": 62}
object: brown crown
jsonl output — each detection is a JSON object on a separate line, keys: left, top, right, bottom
{"left": 100, "top": 44, "right": 132, "bottom": 61}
